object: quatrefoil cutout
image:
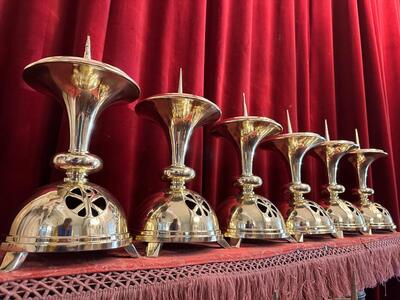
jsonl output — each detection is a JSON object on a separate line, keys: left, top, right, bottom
{"left": 256, "top": 198, "right": 279, "bottom": 218}
{"left": 308, "top": 203, "right": 329, "bottom": 217}
{"left": 184, "top": 193, "right": 211, "bottom": 217}
{"left": 372, "top": 203, "right": 389, "bottom": 216}
{"left": 65, "top": 187, "right": 107, "bottom": 217}
{"left": 344, "top": 201, "right": 362, "bottom": 217}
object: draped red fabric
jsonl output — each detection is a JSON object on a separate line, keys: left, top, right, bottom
{"left": 0, "top": 0, "right": 399, "bottom": 298}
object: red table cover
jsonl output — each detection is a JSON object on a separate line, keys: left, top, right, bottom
{"left": 0, "top": 233, "right": 399, "bottom": 299}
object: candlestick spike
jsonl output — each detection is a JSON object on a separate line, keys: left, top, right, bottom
{"left": 242, "top": 93, "right": 248, "bottom": 117}
{"left": 355, "top": 128, "right": 360, "bottom": 146}
{"left": 178, "top": 67, "right": 183, "bottom": 94}
{"left": 83, "top": 35, "right": 91, "bottom": 60}
{"left": 324, "top": 119, "right": 330, "bottom": 141}
{"left": 286, "top": 110, "right": 293, "bottom": 133}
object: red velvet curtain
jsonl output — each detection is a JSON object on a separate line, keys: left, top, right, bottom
{"left": 0, "top": 0, "right": 399, "bottom": 297}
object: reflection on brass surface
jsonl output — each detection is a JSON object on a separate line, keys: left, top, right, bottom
{"left": 0, "top": 37, "right": 140, "bottom": 272}
{"left": 212, "top": 95, "right": 292, "bottom": 246}
{"left": 262, "top": 112, "right": 338, "bottom": 242}
{"left": 313, "top": 121, "right": 368, "bottom": 235}
{"left": 1, "top": 183, "right": 131, "bottom": 252}
{"left": 134, "top": 70, "right": 229, "bottom": 257}
{"left": 347, "top": 130, "right": 396, "bottom": 232}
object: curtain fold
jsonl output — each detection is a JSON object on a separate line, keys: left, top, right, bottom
{"left": 0, "top": 0, "right": 399, "bottom": 298}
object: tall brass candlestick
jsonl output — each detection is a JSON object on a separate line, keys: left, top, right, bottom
{"left": 263, "top": 112, "right": 338, "bottom": 242}
{"left": 135, "top": 70, "right": 229, "bottom": 256}
{"left": 213, "top": 94, "right": 292, "bottom": 247}
{"left": 0, "top": 37, "right": 141, "bottom": 271}
{"left": 347, "top": 129, "right": 396, "bottom": 232}
{"left": 313, "top": 121, "right": 368, "bottom": 235}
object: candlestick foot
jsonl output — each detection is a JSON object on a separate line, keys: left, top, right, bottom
{"left": 146, "top": 243, "right": 163, "bottom": 257}
{"left": 286, "top": 236, "right": 297, "bottom": 243}
{"left": 361, "top": 228, "right": 372, "bottom": 235}
{"left": 332, "top": 230, "right": 343, "bottom": 238}
{"left": 0, "top": 252, "right": 28, "bottom": 272}
{"left": 217, "top": 238, "right": 231, "bottom": 248}
{"left": 293, "top": 233, "right": 304, "bottom": 243}
{"left": 124, "top": 244, "right": 140, "bottom": 257}
{"left": 229, "top": 238, "right": 241, "bottom": 248}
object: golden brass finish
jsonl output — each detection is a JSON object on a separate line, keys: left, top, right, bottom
{"left": 313, "top": 121, "right": 368, "bottom": 235}
{"left": 134, "top": 70, "right": 229, "bottom": 256}
{"left": 0, "top": 37, "right": 140, "bottom": 272}
{"left": 263, "top": 112, "right": 338, "bottom": 242}
{"left": 347, "top": 130, "right": 396, "bottom": 232}
{"left": 213, "top": 95, "right": 292, "bottom": 246}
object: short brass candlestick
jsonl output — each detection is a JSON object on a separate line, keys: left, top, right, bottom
{"left": 347, "top": 129, "right": 396, "bottom": 232}
{"left": 213, "top": 94, "right": 292, "bottom": 247}
{"left": 263, "top": 112, "right": 338, "bottom": 242}
{"left": 0, "top": 37, "right": 141, "bottom": 271}
{"left": 313, "top": 121, "right": 368, "bottom": 235}
{"left": 135, "top": 70, "right": 229, "bottom": 256}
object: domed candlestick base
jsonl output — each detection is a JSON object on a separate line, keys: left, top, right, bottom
{"left": 224, "top": 175, "right": 294, "bottom": 247}
{"left": 213, "top": 97, "right": 293, "bottom": 247}
{"left": 313, "top": 131, "right": 369, "bottom": 235}
{"left": 264, "top": 127, "right": 339, "bottom": 242}
{"left": 285, "top": 181, "right": 340, "bottom": 242}
{"left": 0, "top": 38, "right": 141, "bottom": 272}
{"left": 134, "top": 73, "right": 229, "bottom": 257}
{"left": 324, "top": 184, "right": 370, "bottom": 235}
{"left": 355, "top": 188, "right": 396, "bottom": 232}
{"left": 348, "top": 136, "right": 396, "bottom": 232}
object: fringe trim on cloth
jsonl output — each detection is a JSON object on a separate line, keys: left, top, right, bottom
{"left": 2, "top": 236, "right": 400, "bottom": 300}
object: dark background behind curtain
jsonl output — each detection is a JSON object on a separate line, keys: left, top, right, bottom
{"left": 0, "top": 0, "right": 399, "bottom": 298}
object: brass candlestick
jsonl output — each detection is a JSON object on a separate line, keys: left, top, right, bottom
{"left": 213, "top": 94, "right": 292, "bottom": 247}
{"left": 347, "top": 129, "right": 396, "bottom": 232}
{"left": 0, "top": 37, "right": 141, "bottom": 271}
{"left": 313, "top": 121, "right": 368, "bottom": 235}
{"left": 263, "top": 112, "right": 338, "bottom": 242}
{"left": 135, "top": 70, "right": 229, "bottom": 256}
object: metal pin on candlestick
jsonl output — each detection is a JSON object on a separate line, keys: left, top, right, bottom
{"left": 134, "top": 69, "right": 229, "bottom": 256}
{"left": 212, "top": 94, "right": 292, "bottom": 247}
{"left": 313, "top": 121, "right": 368, "bottom": 235}
{"left": 263, "top": 111, "right": 338, "bottom": 242}
{"left": 347, "top": 129, "right": 396, "bottom": 232}
{"left": 0, "top": 36, "right": 141, "bottom": 271}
